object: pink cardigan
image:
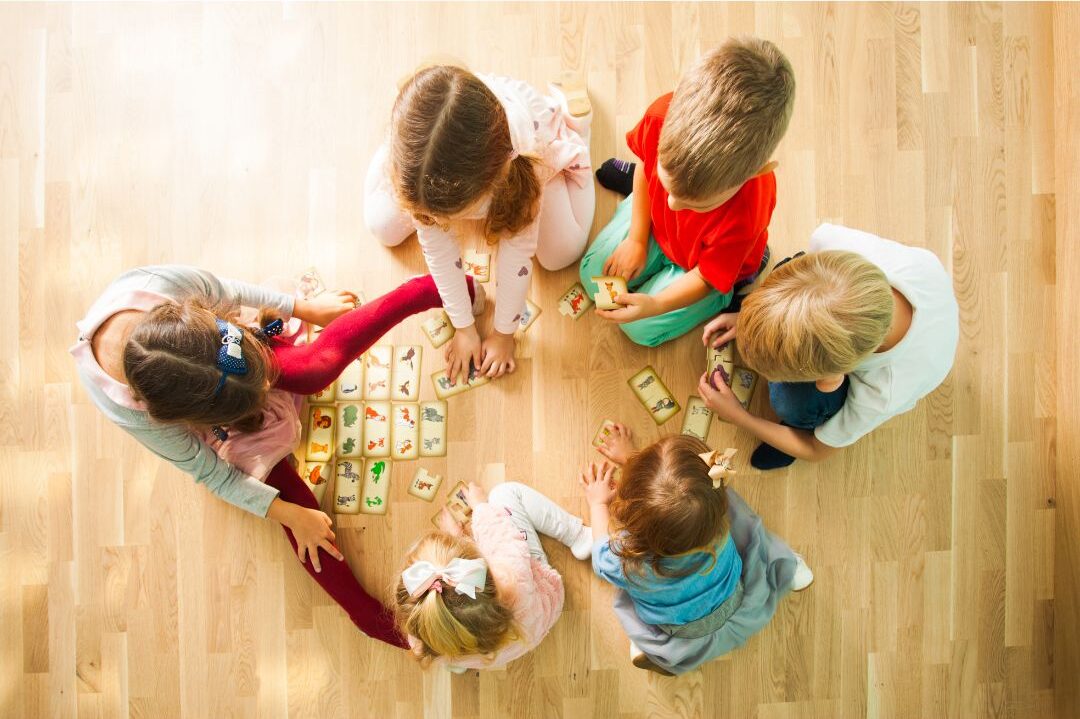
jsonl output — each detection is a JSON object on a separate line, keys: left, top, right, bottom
{"left": 421, "top": 501, "right": 565, "bottom": 670}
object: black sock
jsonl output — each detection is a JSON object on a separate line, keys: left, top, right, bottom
{"left": 596, "top": 158, "right": 636, "bottom": 196}
{"left": 750, "top": 441, "right": 797, "bottom": 470}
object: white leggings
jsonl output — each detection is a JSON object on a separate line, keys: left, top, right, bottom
{"left": 363, "top": 143, "right": 595, "bottom": 272}
{"left": 487, "top": 482, "right": 585, "bottom": 562}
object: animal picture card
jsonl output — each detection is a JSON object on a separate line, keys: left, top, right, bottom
{"left": 336, "top": 402, "right": 364, "bottom": 458}
{"left": 707, "top": 342, "right": 735, "bottom": 386}
{"left": 591, "top": 275, "right": 628, "bottom": 310}
{"left": 335, "top": 358, "right": 365, "bottom": 402}
{"left": 730, "top": 367, "right": 758, "bottom": 410}
{"left": 306, "top": 406, "right": 335, "bottom": 461}
{"left": 362, "top": 401, "right": 391, "bottom": 458}
{"left": 627, "top": 366, "right": 681, "bottom": 425}
{"left": 308, "top": 384, "right": 335, "bottom": 405}
{"left": 681, "top": 396, "right": 714, "bottom": 441}
{"left": 302, "top": 461, "right": 331, "bottom": 504}
{"left": 297, "top": 267, "right": 326, "bottom": 299}
{"left": 463, "top": 249, "right": 491, "bottom": 282}
{"left": 391, "top": 403, "right": 420, "bottom": 460}
{"left": 408, "top": 467, "right": 444, "bottom": 502}
{"left": 421, "top": 311, "right": 455, "bottom": 349}
{"left": 364, "top": 345, "right": 392, "bottom": 400}
{"left": 517, "top": 298, "right": 542, "bottom": 333}
{"left": 445, "top": 481, "right": 473, "bottom": 524}
{"left": 333, "top": 459, "right": 362, "bottom": 514}
{"left": 391, "top": 345, "right": 422, "bottom": 402}
{"left": 591, "top": 419, "right": 618, "bottom": 448}
{"left": 558, "top": 282, "right": 593, "bottom": 319}
{"left": 419, "top": 400, "right": 448, "bottom": 457}
{"left": 359, "top": 459, "right": 391, "bottom": 515}
{"left": 431, "top": 363, "right": 489, "bottom": 400}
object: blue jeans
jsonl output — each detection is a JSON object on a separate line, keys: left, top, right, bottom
{"left": 767, "top": 379, "right": 850, "bottom": 430}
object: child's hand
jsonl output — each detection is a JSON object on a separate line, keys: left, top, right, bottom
{"left": 603, "top": 236, "right": 648, "bottom": 281}
{"left": 579, "top": 461, "right": 618, "bottom": 507}
{"left": 295, "top": 290, "right": 360, "bottom": 327}
{"left": 596, "top": 293, "right": 659, "bottom": 324}
{"left": 698, "top": 370, "right": 748, "bottom": 423}
{"left": 702, "top": 312, "right": 738, "bottom": 348}
{"left": 445, "top": 324, "right": 483, "bottom": 380}
{"left": 480, "top": 331, "right": 517, "bottom": 378}
{"left": 436, "top": 507, "right": 465, "bottom": 536}
{"left": 596, "top": 422, "right": 636, "bottom": 465}
{"left": 465, "top": 482, "right": 487, "bottom": 505}
{"left": 283, "top": 505, "right": 344, "bottom": 573}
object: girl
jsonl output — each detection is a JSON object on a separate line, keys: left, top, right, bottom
{"left": 364, "top": 65, "right": 594, "bottom": 380}
{"left": 393, "top": 481, "right": 593, "bottom": 669}
{"left": 71, "top": 265, "right": 479, "bottom": 647}
{"left": 583, "top": 425, "right": 813, "bottom": 675}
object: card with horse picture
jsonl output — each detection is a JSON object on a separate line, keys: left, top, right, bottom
{"left": 364, "top": 345, "right": 393, "bottom": 400}
{"left": 558, "top": 282, "right": 593, "bottom": 319}
{"left": 419, "top": 400, "right": 448, "bottom": 457}
{"left": 627, "top": 366, "right": 680, "bottom": 425}
{"left": 421, "top": 311, "right": 455, "bottom": 348}
{"left": 391, "top": 403, "right": 420, "bottom": 461}
{"left": 306, "top": 406, "right": 335, "bottom": 461}
{"left": 362, "top": 401, "right": 391, "bottom": 458}
{"left": 590, "top": 275, "right": 628, "bottom": 310}
{"left": 333, "top": 459, "right": 362, "bottom": 514}
{"left": 391, "top": 345, "right": 422, "bottom": 402}
{"left": 359, "top": 459, "right": 391, "bottom": 515}
{"left": 336, "top": 402, "right": 364, "bottom": 458}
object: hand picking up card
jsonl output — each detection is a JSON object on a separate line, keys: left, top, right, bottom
{"left": 707, "top": 342, "right": 735, "bottom": 386}
{"left": 591, "top": 275, "right": 628, "bottom": 310}
{"left": 627, "top": 366, "right": 681, "bottom": 425}
{"left": 558, "top": 283, "right": 593, "bottom": 319}
{"left": 431, "top": 362, "right": 489, "bottom": 399}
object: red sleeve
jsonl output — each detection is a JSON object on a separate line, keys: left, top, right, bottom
{"left": 625, "top": 93, "right": 673, "bottom": 164}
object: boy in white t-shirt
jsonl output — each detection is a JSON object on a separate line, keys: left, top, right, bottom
{"left": 698, "top": 223, "right": 960, "bottom": 469}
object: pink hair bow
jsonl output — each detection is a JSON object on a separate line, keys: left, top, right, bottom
{"left": 402, "top": 558, "right": 488, "bottom": 599}
{"left": 698, "top": 448, "right": 738, "bottom": 488}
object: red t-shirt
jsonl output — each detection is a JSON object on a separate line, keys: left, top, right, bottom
{"left": 626, "top": 93, "right": 776, "bottom": 293}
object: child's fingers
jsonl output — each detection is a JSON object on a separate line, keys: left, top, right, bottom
{"left": 320, "top": 540, "right": 344, "bottom": 562}
{"left": 297, "top": 545, "right": 308, "bottom": 566}
{"left": 310, "top": 547, "right": 323, "bottom": 573}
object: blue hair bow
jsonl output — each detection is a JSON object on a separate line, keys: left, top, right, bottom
{"left": 254, "top": 318, "right": 284, "bottom": 342}
{"left": 215, "top": 319, "right": 248, "bottom": 396}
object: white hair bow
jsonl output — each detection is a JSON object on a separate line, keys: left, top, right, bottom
{"left": 402, "top": 558, "right": 488, "bottom": 599}
{"left": 699, "top": 448, "right": 738, "bottom": 488}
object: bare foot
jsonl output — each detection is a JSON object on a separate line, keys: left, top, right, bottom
{"left": 597, "top": 423, "right": 636, "bottom": 465}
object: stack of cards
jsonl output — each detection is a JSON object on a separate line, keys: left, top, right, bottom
{"left": 627, "top": 366, "right": 681, "bottom": 425}
{"left": 591, "top": 275, "right": 628, "bottom": 310}
{"left": 558, "top": 283, "right": 593, "bottom": 319}
{"left": 306, "top": 406, "right": 335, "bottom": 461}
{"left": 336, "top": 402, "right": 364, "bottom": 458}
{"left": 360, "top": 459, "right": 391, "bottom": 515}
{"left": 518, "top": 298, "right": 542, "bottom": 333}
{"left": 302, "top": 461, "right": 331, "bottom": 504}
{"left": 363, "top": 401, "right": 391, "bottom": 458}
{"left": 391, "top": 403, "right": 420, "bottom": 460}
{"left": 707, "top": 342, "right": 735, "bottom": 386}
{"left": 391, "top": 346, "right": 422, "bottom": 401}
{"left": 681, "top": 396, "right": 714, "bottom": 441}
{"left": 730, "top": 367, "right": 758, "bottom": 409}
{"left": 334, "top": 459, "right": 362, "bottom": 514}
{"left": 592, "top": 419, "right": 617, "bottom": 448}
{"left": 432, "top": 481, "right": 473, "bottom": 527}
{"left": 431, "top": 364, "right": 489, "bottom": 399}
{"left": 421, "top": 311, "right": 455, "bottom": 348}
{"left": 408, "top": 467, "right": 444, "bottom": 502}
{"left": 364, "top": 346, "right": 392, "bottom": 400}
{"left": 419, "top": 400, "right": 448, "bottom": 457}
{"left": 335, "top": 358, "right": 365, "bottom": 402}
{"left": 463, "top": 250, "right": 491, "bottom": 282}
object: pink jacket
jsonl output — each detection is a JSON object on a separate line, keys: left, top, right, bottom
{"left": 428, "top": 502, "right": 565, "bottom": 670}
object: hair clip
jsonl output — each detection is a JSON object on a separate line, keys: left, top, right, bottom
{"left": 213, "top": 320, "right": 248, "bottom": 397}
{"left": 698, "top": 448, "right": 738, "bottom": 488}
{"left": 254, "top": 318, "right": 284, "bottom": 343}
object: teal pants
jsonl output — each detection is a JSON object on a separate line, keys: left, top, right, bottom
{"left": 579, "top": 195, "right": 732, "bottom": 347}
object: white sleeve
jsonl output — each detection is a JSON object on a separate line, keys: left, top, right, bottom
{"left": 416, "top": 225, "right": 475, "bottom": 329}
{"left": 137, "top": 265, "right": 295, "bottom": 318}
{"left": 492, "top": 223, "right": 538, "bottom": 334}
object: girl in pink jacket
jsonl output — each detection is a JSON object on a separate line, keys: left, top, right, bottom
{"left": 393, "top": 482, "right": 593, "bottom": 670}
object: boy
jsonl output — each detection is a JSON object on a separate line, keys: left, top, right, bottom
{"left": 579, "top": 36, "right": 795, "bottom": 347}
{"left": 699, "top": 224, "right": 960, "bottom": 469}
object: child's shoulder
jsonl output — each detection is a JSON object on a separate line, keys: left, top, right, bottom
{"left": 644, "top": 92, "right": 675, "bottom": 121}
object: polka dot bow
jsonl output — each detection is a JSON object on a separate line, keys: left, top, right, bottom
{"left": 214, "top": 319, "right": 248, "bottom": 396}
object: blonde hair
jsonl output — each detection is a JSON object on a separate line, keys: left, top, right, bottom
{"left": 389, "top": 65, "right": 542, "bottom": 242}
{"left": 735, "top": 250, "right": 894, "bottom": 381}
{"left": 658, "top": 36, "right": 795, "bottom": 199}
{"left": 611, "top": 435, "right": 730, "bottom": 579}
{"left": 393, "top": 532, "right": 520, "bottom": 664}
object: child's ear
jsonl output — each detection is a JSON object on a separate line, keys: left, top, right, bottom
{"left": 755, "top": 160, "right": 779, "bottom": 177}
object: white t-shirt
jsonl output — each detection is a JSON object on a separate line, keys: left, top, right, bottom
{"left": 809, "top": 224, "right": 960, "bottom": 448}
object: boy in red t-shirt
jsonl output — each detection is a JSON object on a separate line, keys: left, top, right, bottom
{"left": 579, "top": 37, "right": 795, "bottom": 346}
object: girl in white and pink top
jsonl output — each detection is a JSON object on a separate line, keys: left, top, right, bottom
{"left": 365, "top": 66, "right": 594, "bottom": 380}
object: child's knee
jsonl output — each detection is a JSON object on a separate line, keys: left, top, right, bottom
{"left": 364, "top": 209, "right": 412, "bottom": 248}
{"left": 487, "top": 482, "right": 524, "bottom": 507}
{"left": 620, "top": 320, "right": 665, "bottom": 348}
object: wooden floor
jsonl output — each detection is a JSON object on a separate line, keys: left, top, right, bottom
{"left": 1, "top": 3, "right": 1076, "bottom": 718}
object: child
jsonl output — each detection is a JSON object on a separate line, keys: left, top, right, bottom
{"left": 394, "top": 481, "right": 593, "bottom": 669}
{"left": 586, "top": 426, "right": 812, "bottom": 675}
{"left": 580, "top": 37, "right": 795, "bottom": 347}
{"left": 699, "top": 223, "right": 961, "bottom": 469}
{"left": 365, "top": 65, "right": 593, "bottom": 380}
{"left": 72, "top": 265, "right": 479, "bottom": 647}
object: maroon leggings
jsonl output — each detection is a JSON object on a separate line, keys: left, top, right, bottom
{"left": 264, "top": 274, "right": 473, "bottom": 648}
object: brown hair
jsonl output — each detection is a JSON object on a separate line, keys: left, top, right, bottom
{"left": 658, "top": 36, "right": 795, "bottom": 199}
{"left": 610, "top": 435, "right": 730, "bottom": 578}
{"left": 123, "top": 299, "right": 277, "bottom": 432}
{"left": 735, "top": 250, "right": 894, "bottom": 381}
{"left": 393, "top": 531, "right": 520, "bottom": 664}
{"left": 389, "top": 65, "right": 542, "bottom": 241}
